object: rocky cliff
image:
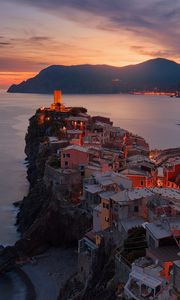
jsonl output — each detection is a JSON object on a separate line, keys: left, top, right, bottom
{"left": 13, "top": 109, "right": 92, "bottom": 257}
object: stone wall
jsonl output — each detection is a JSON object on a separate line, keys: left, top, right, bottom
{"left": 44, "top": 164, "right": 81, "bottom": 198}
{"left": 114, "top": 253, "right": 131, "bottom": 284}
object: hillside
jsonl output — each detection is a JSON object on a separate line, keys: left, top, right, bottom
{"left": 8, "top": 58, "right": 180, "bottom": 94}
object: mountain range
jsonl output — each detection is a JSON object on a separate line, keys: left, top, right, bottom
{"left": 7, "top": 58, "right": 180, "bottom": 94}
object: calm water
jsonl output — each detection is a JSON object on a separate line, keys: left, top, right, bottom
{"left": 0, "top": 91, "right": 180, "bottom": 298}
{"left": 0, "top": 91, "right": 180, "bottom": 244}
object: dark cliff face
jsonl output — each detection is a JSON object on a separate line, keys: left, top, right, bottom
{"left": 59, "top": 241, "right": 117, "bottom": 300}
{"left": 25, "top": 113, "right": 51, "bottom": 185}
{"left": 7, "top": 58, "right": 180, "bottom": 94}
{"left": 15, "top": 110, "right": 92, "bottom": 256}
{"left": 16, "top": 187, "right": 92, "bottom": 255}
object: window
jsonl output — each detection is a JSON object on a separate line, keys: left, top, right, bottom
{"left": 155, "top": 285, "right": 161, "bottom": 295}
{"left": 63, "top": 153, "right": 70, "bottom": 158}
{"left": 105, "top": 217, "right": 109, "bottom": 222}
{"left": 140, "top": 180, "right": 144, "bottom": 186}
{"left": 103, "top": 203, "right": 109, "bottom": 209}
{"left": 65, "top": 161, "right": 68, "bottom": 166}
{"left": 134, "top": 206, "right": 139, "bottom": 212}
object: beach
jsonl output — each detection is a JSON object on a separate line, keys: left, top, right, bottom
{"left": 21, "top": 247, "right": 77, "bottom": 300}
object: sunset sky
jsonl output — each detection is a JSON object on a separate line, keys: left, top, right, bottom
{"left": 1, "top": 0, "right": 180, "bottom": 88}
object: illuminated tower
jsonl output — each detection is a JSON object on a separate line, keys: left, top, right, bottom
{"left": 50, "top": 90, "right": 69, "bottom": 112}
{"left": 54, "top": 90, "right": 62, "bottom": 104}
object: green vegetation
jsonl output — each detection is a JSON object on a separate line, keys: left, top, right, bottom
{"left": 69, "top": 107, "right": 87, "bottom": 116}
{"left": 48, "top": 154, "right": 60, "bottom": 169}
{"left": 121, "top": 226, "right": 147, "bottom": 263}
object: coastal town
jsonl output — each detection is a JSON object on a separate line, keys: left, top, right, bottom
{"left": 2, "top": 0, "right": 180, "bottom": 298}
{"left": 1, "top": 90, "right": 180, "bottom": 299}
{"left": 19, "top": 90, "right": 179, "bottom": 300}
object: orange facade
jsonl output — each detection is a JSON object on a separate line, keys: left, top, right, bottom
{"left": 126, "top": 174, "right": 154, "bottom": 188}
{"left": 161, "top": 261, "right": 173, "bottom": 280}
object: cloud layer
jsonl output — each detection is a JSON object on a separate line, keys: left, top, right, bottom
{"left": 5, "top": 0, "right": 180, "bottom": 59}
{"left": 1, "top": 0, "right": 180, "bottom": 87}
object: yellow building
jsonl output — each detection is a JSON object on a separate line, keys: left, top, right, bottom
{"left": 100, "top": 192, "right": 113, "bottom": 230}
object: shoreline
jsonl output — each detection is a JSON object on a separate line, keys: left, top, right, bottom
{"left": 14, "top": 267, "right": 36, "bottom": 300}
{"left": 21, "top": 247, "right": 77, "bottom": 300}
{"left": 0, "top": 91, "right": 179, "bottom": 300}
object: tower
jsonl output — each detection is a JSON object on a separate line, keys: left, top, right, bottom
{"left": 54, "top": 90, "right": 62, "bottom": 104}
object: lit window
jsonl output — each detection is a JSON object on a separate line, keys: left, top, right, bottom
{"left": 105, "top": 217, "right": 109, "bottom": 222}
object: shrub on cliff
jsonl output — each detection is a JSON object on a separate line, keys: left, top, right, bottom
{"left": 121, "top": 226, "right": 147, "bottom": 264}
{"left": 48, "top": 154, "right": 60, "bottom": 169}
{"left": 69, "top": 107, "right": 87, "bottom": 116}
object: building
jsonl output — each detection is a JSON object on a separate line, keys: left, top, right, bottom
{"left": 143, "top": 213, "right": 180, "bottom": 282}
{"left": 65, "top": 116, "right": 89, "bottom": 131}
{"left": 124, "top": 133, "right": 149, "bottom": 158}
{"left": 60, "top": 145, "right": 89, "bottom": 170}
{"left": 164, "top": 160, "right": 180, "bottom": 188}
{"left": 110, "top": 189, "right": 149, "bottom": 234}
{"left": 78, "top": 230, "right": 99, "bottom": 283}
{"left": 83, "top": 132, "right": 102, "bottom": 148}
{"left": 157, "top": 167, "right": 164, "bottom": 187}
{"left": 120, "top": 168, "right": 155, "bottom": 188}
{"left": 92, "top": 187, "right": 180, "bottom": 238}
{"left": 82, "top": 172, "right": 132, "bottom": 212}
{"left": 124, "top": 257, "right": 171, "bottom": 299}
{"left": 92, "top": 116, "right": 113, "bottom": 126}
{"left": 172, "top": 260, "right": 180, "bottom": 298}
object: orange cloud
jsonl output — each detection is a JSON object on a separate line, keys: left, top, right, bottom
{"left": 2, "top": 0, "right": 180, "bottom": 89}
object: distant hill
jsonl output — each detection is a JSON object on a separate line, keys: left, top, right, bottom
{"left": 7, "top": 58, "right": 180, "bottom": 94}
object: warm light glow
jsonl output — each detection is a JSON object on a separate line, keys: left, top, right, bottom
{"left": 74, "top": 121, "right": 77, "bottom": 129}
{"left": 1, "top": 1, "right": 180, "bottom": 88}
{"left": 0, "top": 72, "right": 37, "bottom": 89}
{"left": 54, "top": 90, "right": 62, "bottom": 104}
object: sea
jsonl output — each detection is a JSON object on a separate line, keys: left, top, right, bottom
{"left": 0, "top": 91, "right": 180, "bottom": 298}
